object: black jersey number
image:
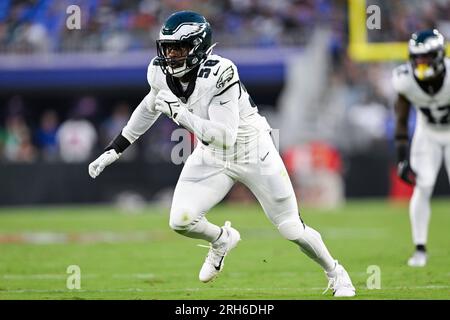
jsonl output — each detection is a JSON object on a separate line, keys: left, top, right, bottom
{"left": 419, "top": 105, "right": 450, "bottom": 125}
{"left": 198, "top": 68, "right": 211, "bottom": 78}
{"left": 198, "top": 60, "right": 220, "bottom": 78}
{"left": 204, "top": 60, "right": 219, "bottom": 67}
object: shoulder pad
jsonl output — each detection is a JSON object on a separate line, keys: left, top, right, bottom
{"left": 444, "top": 57, "right": 450, "bottom": 69}
{"left": 205, "top": 56, "right": 240, "bottom": 94}
{"left": 147, "top": 57, "right": 163, "bottom": 90}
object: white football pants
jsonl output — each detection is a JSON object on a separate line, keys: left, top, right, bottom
{"left": 169, "top": 130, "right": 337, "bottom": 272}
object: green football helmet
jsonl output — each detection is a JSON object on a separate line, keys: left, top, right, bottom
{"left": 156, "top": 11, "right": 215, "bottom": 77}
{"left": 408, "top": 29, "right": 446, "bottom": 81}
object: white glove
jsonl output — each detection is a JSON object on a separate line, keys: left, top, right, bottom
{"left": 88, "top": 149, "right": 120, "bottom": 179}
{"left": 155, "top": 90, "right": 186, "bottom": 125}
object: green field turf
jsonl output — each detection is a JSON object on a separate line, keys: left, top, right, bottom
{"left": 0, "top": 199, "right": 449, "bottom": 300}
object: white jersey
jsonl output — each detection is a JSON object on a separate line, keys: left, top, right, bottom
{"left": 148, "top": 54, "right": 271, "bottom": 148}
{"left": 120, "top": 54, "right": 272, "bottom": 162}
{"left": 392, "top": 58, "right": 450, "bottom": 131}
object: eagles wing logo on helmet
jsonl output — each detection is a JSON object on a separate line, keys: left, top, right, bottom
{"left": 179, "top": 23, "right": 207, "bottom": 41}
{"left": 216, "top": 66, "right": 234, "bottom": 89}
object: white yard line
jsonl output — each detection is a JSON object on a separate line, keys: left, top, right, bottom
{"left": 2, "top": 273, "right": 155, "bottom": 280}
{"left": 1, "top": 286, "right": 449, "bottom": 294}
{"left": 3, "top": 274, "right": 76, "bottom": 280}
{"left": 111, "top": 273, "right": 156, "bottom": 279}
{"left": 0, "top": 227, "right": 388, "bottom": 244}
{"left": 0, "top": 232, "right": 162, "bottom": 244}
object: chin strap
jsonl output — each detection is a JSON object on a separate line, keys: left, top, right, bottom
{"left": 170, "top": 62, "right": 190, "bottom": 78}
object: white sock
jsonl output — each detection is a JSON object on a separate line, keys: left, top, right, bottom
{"left": 410, "top": 186, "right": 432, "bottom": 245}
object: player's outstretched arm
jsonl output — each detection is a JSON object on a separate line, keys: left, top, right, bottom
{"left": 394, "top": 93, "right": 416, "bottom": 185}
{"left": 155, "top": 85, "right": 239, "bottom": 149}
{"left": 88, "top": 90, "right": 161, "bottom": 179}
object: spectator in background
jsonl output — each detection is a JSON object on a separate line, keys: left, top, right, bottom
{"left": 0, "top": 125, "right": 5, "bottom": 159}
{"left": 100, "top": 102, "right": 137, "bottom": 160}
{"left": 1, "top": 95, "right": 37, "bottom": 162}
{"left": 35, "top": 110, "right": 59, "bottom": 161}
{"left": 57, "top": 97, "right": 98, "bottom": 162}
{"left": 100, "top": 102, "right": 130, "bottom": 144}
{"left": 3, "top": 114, "right": 37, "bottom": 163}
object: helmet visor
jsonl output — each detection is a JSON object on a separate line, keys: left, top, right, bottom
{"left": 157, "top": 40, "right": 191, "bottom": 69}
{"left": 410, "top": 51, "right": 441, "bottom": 80}
{"left": 410, "top": 51, "right": 438, "bottom": 67}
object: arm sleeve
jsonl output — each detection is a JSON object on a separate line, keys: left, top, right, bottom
{"left": 177, "top": 84, "right": 240, "bottom": 149}
{"left": 121, "top": 89, "right": 161, "bottom": 144}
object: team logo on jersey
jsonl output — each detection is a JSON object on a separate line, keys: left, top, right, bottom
{"left": 216, "top": 66, "right": 234, "bottom": 89}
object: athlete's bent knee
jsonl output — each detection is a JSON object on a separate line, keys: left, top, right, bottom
{"left": 277, "top": 219, "right": 305, "bottom": 241}
{"left": 169, "top": 208, "right": 198, "bottom": 232}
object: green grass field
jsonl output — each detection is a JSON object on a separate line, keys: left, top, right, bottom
{"left": 0, "top": 199, "right": 449, "bottom": 300}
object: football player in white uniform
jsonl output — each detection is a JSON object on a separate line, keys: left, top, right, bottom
{"left": 88, "top": 11, "right": 355, "bottom": 296}
{"left": 393, "top": 29, "right": 450, "bottom": 267}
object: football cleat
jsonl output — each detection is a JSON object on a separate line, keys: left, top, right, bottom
{"left": 198, "top": 221, "right": 241, "bottom": 283}
{"left": 407, "top": 250, "right": 427, "bottom": 267}
{"left": 323, "top": 262, "right": 356, "bottom": 297}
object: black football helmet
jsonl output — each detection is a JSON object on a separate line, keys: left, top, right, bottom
{"left": 408, "top": 29, "right": 446, "bottom": 81}
{"left": 156, "top": 11, "right": 215, "bottom": 77}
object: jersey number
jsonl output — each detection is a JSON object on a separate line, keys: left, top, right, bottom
{"left": 198, "top": 68, "right": 211, "bottom": 78}
{"left": 204, "top": 60, "right": 219, "bottom": 67}
{"left": 198, "top": 60, "right": 220, "bottom": 79}
{"left": 419, "top": 105, "right": 450, "bottom": 124}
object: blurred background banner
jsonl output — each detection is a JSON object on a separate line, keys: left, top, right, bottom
{"left": 1, "top": 0, "right": 450, "bottom": 206}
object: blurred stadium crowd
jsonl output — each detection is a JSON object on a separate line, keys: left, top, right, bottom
{"left": 1, "top": 0, "right": 448, "bottom": 53}
{"left": 0, "top": 0, "right": 341, "bottom": 53}
{"left": 0, "top": 94, "right": 181, "bottom": 163}
{"left": 0, "top": 0, "right": 449, "bottom": 164}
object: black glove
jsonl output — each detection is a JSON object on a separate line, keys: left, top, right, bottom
{"left": 397, "top": 160, "right": 416, "bottom": 185}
